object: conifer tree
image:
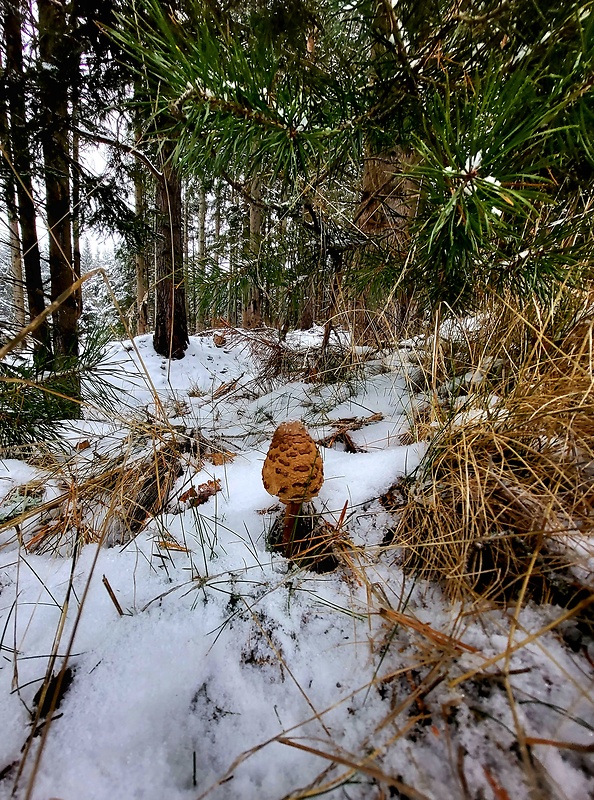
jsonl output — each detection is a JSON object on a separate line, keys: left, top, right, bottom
{"left": 113, "top": 0, "right": 594, "bottom": 320}
{"left": 153, "top": 138, "right": 189, "bottom": 358}
{"left": 38, "top": 0, "right": 78, "bottom": 365}
{"left": 2, "top": 0, "right": 52, "bottom": 361}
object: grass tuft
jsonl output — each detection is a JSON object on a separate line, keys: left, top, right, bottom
{"left": 392, "top": 299, "right": 594, "bottom": 606}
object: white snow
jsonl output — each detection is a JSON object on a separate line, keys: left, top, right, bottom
{"left": 465, "top": 151, "right": 482, "bottom": 173}
{"left": 0, "top": 330, "right": 593, "bottom": 800}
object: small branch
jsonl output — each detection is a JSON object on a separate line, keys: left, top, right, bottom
{"left": 169, "top": 86, "right": 291, "bottom": 133}
{"left": 80, "top": 123, "right": 285, "bottom": 213}
{"left": 102, "top": 575, "right": 125, "bottom": 617}
{"left": 380, "top": 0, "right": 420, "bottom": 97}
{"left": 73, "top": 126, "right": 163, "bottom": 181}
{"left": 219, "top": 169, "right": 285, "bottom": 214}
{"left": 455, "top": 1, "right": 512, "bottom": 24}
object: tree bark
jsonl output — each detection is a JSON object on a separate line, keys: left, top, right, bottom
{"left": 352, "top": 148, "right": 417, "bottom": 344}
{"left": 197, "top": 180, "right": 207, "bottom": 271}
{"left": 351, "top": 2, "right": 419, "bottom": 342}
{"left": 4, "top": 0, "right": 52, "bottom": 361}
{"left": 214, "top": 180, "right": 222, "bottom": 270}
{"left": 8, "top": 205, "right": 25, "bottom": 331}
{"left": 0, "top": 32, "right": 24, "bottom": 332}
{"left": 153, "top": 140, "right": 189, "bottom": 359}
{"left": 242, "top": 176, "right": 263, "bottom": 329}
{"left": 300, "top": 277, "right": 315, "bottom": 330}
{"left": 134, "top": 168, "right": 149, "bottom": 335}
{"left": 38, "top": 0, "right": 78, "bottom": 363}
{"left": 354, "top": 149, "right": 416, "bottom": 244}
{"left": 195, "top": 178, "right": 207, "bottom": 329}
{"left": 71, "top": 87, "right": 82, "bottom": 319}
{"left": 228, "top": 188, "right": 239, "bottom": 326}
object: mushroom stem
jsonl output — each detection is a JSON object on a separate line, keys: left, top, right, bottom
{"left": 282, "top": 501, "right": 301, "bottom": 555}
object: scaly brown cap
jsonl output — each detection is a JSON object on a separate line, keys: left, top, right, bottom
{"left": 262, "top": 421, "right": 324, "bottom": 504}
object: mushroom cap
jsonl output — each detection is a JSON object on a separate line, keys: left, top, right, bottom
{"left": 262, "top": 421, "right": 324, "bottom": 504}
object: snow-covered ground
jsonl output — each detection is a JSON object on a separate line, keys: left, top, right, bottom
{"left": 1, "top": 329, "right": 593, "bottom": 800}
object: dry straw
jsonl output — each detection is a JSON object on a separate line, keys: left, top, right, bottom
{"left": 393, "top": 295, "right": 594, "bottom": 605}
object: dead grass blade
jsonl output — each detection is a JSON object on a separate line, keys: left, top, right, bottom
{"left": 102, "top": 575, "right": 125, "bottom": 617}
{"left": 523, "top": 737, "right": 594, "bottom": 753}
{"left": 450, "top": 592, "right": 594, "bottom": 688}
{"left": 378, "top": 607, "right": 478, "bottom": 654}
{"left": 277, "top": 737, "right": 431, "bottom": 800}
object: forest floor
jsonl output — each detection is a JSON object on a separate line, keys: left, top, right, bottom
{"left": 0, "top": 326, "right": 593, "bottom": 800}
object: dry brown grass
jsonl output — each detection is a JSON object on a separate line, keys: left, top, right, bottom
{"left": 0, "top": 432, "right": 185, "bottom": 555}
{"left": 0, "top": 411, "right": 236, "bottom": 556}
{"left": 392, "top": 296, "right": 594, "bottom": 605}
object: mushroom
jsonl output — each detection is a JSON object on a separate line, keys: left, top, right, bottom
{"left": 262, "top": 421, "right": 324, "bottom": 554}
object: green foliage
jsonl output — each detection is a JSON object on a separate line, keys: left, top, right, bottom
{"left": 0, "top": 327, "right": 119, "bottom": 453}
{"left": 187, "top": 212, "right": 334, "bottom": 327}
{"left": 113, "top": 0, "right": 594, "bottom": 319}
{"left": 112, "top": 0, "right": 370, "bottom": 188}
{"left": 0, "top": 358, "right": 59, "bottom": 449}
{"left": 407, "top": 8, "right": 594, "bottom": 307}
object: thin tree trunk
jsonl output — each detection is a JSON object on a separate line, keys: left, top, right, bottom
{"left": 214, "top": 180, "right": 222, "bottom": 270}
{"left": 153, "top": 140, "right": 189, "bottom": 359}
{"left": 242, "top": 176, "right": 262, "bottom": 329}
{"left": 134, "top": 168, "right": 149, "bottom": 334}
{"left": 227, "top": 187, "right": 239, "bottom": 326}
{"left": 4, "top": 0, "right": 52, "bottom": 361}
{"left": 0, "top": 36, "right": 25, "bottom": 333}
{"left": 195, "top": 179, "right": 207, "bottom": 329}
{"left": 300, "top": 276, "right": 315, "bottom": 331}
{"left": 183, "top": 180, "right": 191, "bottom": 328}
{"left": 71, "top": 90, "right": 82, "bottom": 319}
{"left": 8, "top": 207, "right": 26, "bottom": 330}
{"left": 197, "top": 181, "right": 207, "bottom": 270}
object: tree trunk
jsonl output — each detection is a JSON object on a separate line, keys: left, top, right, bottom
{"left": 352, "top": 2, "right": 419, "bottom": 342}
{"left": 38, "top": 0, "right": 80, "bottom": 419}
{"left": 4, "top": 0, "right": 52, "bottom": 361}
{"left": 183, "top": 180, "right": 191, "bottom": 327}
{"left": 195, "top": 179, "right": 207, "bottom": 329}
{"left": 8, "top": 206, "right": 26, "bottom": 331}
{"left": 71, "top": 88, "right": 82, "bottom": 319}
{"left": 242, "top": 177, "right": 262, "bottom": 329}
{"left": 134, "top": 168, "right": 149, "bottom": 335}
{"left": 214, "top": 180, "right": 222, "bottom": 270}
{"left": 228, "top": 193, "right": 238, "bottom": 326}
{"left": 0, "top": 36, "right": 24, "bottom": 333}
{"left": 352, "top": 149, "right": 417, "bottom": 344}
{"left": 300, "top": 276, "right": 315, "bottom": 330}
{"left": 38, "top": 0, "right": 78, "bottom": 364}
{"left": 197, "top": 180, "right": 207, "bottom": 270}
{"left": 355, "top": 149, "right": 416, "bottom": 243}
{"left": 153, "top": 140, "right": 189, "bottom": 359}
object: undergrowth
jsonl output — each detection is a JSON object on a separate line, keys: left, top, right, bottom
{"left": 390, "top": 293, "right": 594, "bottom": 612}
{"left": 1, "top": 290, "right": 593, "bottom": 800}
